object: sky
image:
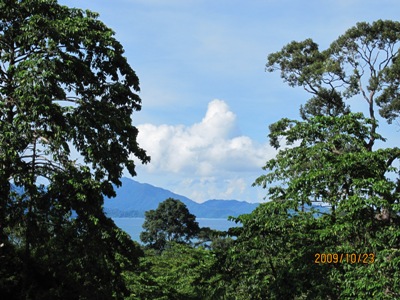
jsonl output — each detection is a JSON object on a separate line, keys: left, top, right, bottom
{"left": 60, "top": 0, "right": 400, "bottom": 203}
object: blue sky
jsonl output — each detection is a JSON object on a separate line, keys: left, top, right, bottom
{"left": 60, "top": 0, "right": 400, "bottom": 203}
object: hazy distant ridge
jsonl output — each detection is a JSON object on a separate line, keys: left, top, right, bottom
{"left": 104, "top": 178, "right": 259, "bottom": 218}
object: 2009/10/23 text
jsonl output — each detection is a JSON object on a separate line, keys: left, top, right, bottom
{"left": 314, "top": 253, "right": 375, "bottom": 264}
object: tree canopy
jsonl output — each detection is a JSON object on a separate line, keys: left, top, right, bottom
{"left": 140, "top": 198, "right": 200, "bottom": 251}
{"left": 261, "top": 20, "right": 400, "bottom": 218}
{"left": 0, "top": 1, "right": 149, "bottom": 298}
{"left": 225, "top": 19, "right": 400, "bottom": 299}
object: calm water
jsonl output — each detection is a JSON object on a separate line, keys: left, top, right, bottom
{"left": 112, "top": 217, "right": 239, "bottom": 242}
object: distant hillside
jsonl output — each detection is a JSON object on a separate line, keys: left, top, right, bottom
{"left": 104, "top": 178, "right": 259, "bottom": 218}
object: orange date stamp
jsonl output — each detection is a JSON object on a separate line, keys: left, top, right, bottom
{"left": 314, "top": 253, "right": 375, "bottom": 264}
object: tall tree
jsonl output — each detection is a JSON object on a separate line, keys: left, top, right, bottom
{"left": 247, "top": 113, "right": 400, "bottom": 299}
{"left": 262, "top": 19, "right": 400, "bottom": 225}
{"left": 140, "top": 198, "right": 200, "bottom": 251}
{"left": 266, "top": 20, "right": 400, "bottom": 135}
{"left": 0, "top": 0, "right": 149, "bottom": 298}
{"left": 227, "top": 20, "right": 400, "bottom": 299}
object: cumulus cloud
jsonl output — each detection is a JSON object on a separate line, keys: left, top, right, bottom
{"left": 130, "top": 99, "right": 278, "bottom": 202}
{"left": 134, "top": 99, "right": 271, "bottom": 177}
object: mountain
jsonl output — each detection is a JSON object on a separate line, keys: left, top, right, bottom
{"left": 104, "top": 177, "right": 259, "bottom": 218}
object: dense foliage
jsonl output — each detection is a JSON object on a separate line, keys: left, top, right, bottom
{"left": 224, "top": 20, "right": 400, "bottom": 299}
{"left": 125, "top": 243, "right": 218, "bottom": 300}
{"left": 0, "top": 0, "right": 149, "bottom": 298}
{"left": 140, "top": 198, "right": 200, "bottom": 251}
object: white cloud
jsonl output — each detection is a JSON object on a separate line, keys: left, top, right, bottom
{"left": 132, "top": 99, "right": 276, "bottom": 202}
{"left": 134, "top": 99, "right": 272, "bottom": 176}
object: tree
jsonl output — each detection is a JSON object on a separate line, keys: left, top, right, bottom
{"left": 140, "top": 198, "right": 200, "bottom": 251}
{"left": 0, "top": 0, "right": 150, "bottom": 298}
{"left": 262, "top": 19, "right": 400, "bottom": 239}
{"left": 266, "top": 20, "right": 400, "bottom": 131}
{"left": 240, "top": 113, "right": 400, "bottom": 299}
{"left": 223, "top": 20, "right": 400, "bottom": 299}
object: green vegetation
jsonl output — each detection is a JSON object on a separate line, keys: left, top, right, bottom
{"left": 1, "top": 1, "right": 399, "bottom": 298}
{"left": 124, "top": 243, "right": 218, "bottom": 300}
{"left": 223, "top": 20, "right": 400, "bottom": 299}
{"left": 0, "top": 0, "right": 149, "bottom": 298}
{"left": 140, "top": 198, "right": 200, "bottom": 251}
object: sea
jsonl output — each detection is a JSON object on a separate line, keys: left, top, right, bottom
{"left": 112, "top": 217, "right": 239, "bottom": 242}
